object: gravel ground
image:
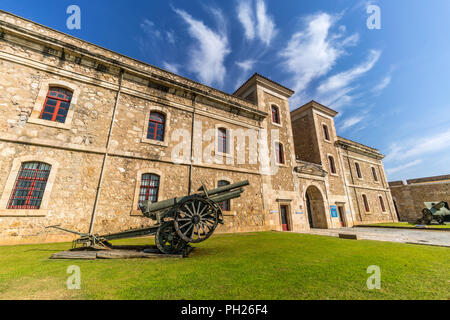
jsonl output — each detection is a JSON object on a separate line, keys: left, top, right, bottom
{"left": 295, "top": 227, "right": 450, "bottom": 247}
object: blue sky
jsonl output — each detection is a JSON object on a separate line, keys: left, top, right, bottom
{"left": 2, "top": 0, "right": 450, "bottom": 181}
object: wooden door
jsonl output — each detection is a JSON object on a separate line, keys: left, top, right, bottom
{"left": 280, "top": 205, "right": 290, "bottom": 231}
{"left": 338, "top": 206, "right": 346, "bottom": 227}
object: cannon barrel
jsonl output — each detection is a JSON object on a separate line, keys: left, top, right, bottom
{"left": 140, "top": 180, "right": 249, "bottom": 214}
{"left": 209, "top": 188, "right": 243, "bottom": 204}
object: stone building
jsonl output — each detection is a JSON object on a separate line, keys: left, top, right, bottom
{"left": 0, "top": 11, "right": 396, "bottom": 245}
{"left": 389, "top": 175, "right": 450, "bottom": 222}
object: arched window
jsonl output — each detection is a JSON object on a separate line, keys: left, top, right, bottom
{"left": 362, "top": 194, "right": 370, "bottom": 212}
{"left": 147, "top": 112, "right": 166, "bottom": 142}
{"left": 218, "top": 180, "right": 231, "bottom": 211}
{"left": 323, "top": 124, "right": 330, "bottom": 141}
{"left": 379, "top": 196, "right": 386, "bottom": 212}
{"left": 8, "top": 162, "right": 51, "bottom": 209}
{"left": 39, "top": 87, "right": 73, "bottom": 123}
{"left": 272, "top": 105, "right": 280, "bottom": 124}
{"left": 355, "top": 162, "right": 362, "bottom": 179}
{"left": 328, "top": 156, "right": 336, "bottom": 174}
{"left": 218, "top": 128, "right": 228, "bottom": 154}
{"left": 138, "top": 173, "right": 160, "bottom": 207}
{"left": 275, "top": 142, "right": 284, "bottom": 164}
{"left": 372, "top": 167, "right": 379, "bottom": 182}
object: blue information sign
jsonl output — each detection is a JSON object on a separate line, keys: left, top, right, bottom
{"left": 330, "top": 205, "right": 338, "bottom": 218}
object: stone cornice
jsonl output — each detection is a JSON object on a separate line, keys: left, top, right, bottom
{"left": 336, "top": 137, "right": 384, "bottom": 160}
{"left": 233, "top": 73, "right": 295, "bottom": 99}
{"left": 291, "top": 100, "right": 338, "bottom": 118}
{"left": 0, "top": 10, "right": 267, "bottom": 121}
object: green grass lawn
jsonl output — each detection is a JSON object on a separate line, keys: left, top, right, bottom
{"left": 0, "top": 232, "right": 448, "bottom": 300}
{"left": 360, "top": 222, "right": 450, "bottom": 229}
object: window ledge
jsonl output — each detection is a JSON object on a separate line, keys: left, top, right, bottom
{"left": 271, "top": 121, "right": 282, "bottom": 127}
{"left": 0, "top": 209, "right": 48, "bottom": 217}
{"left": 27, "top": 117, "right": 71, "bottom": 130}
{"left": 130, "top": 210, "right": 145, "bottom": 216}
{"left": 276, "top": 163, "right": 289, "bottom": 168}
{"left": 141, "top": 137, "right": 168, "bottom": 147}
{"left": 214, "top": 151, "right": 233, "bottom": 158}
{"left": 330, "top": 173, "right": 339, "bottom": 177}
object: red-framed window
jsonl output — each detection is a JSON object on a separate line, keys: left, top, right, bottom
{"left": 355, "top": 162, "right": 362, "bottom": 179}
{"left": 275, "top": 142, "right": 284, "bottom": 164}
{"left": 218, "top": 180, "right": 230, "bottom": 211}
{"left": 138, "top": 173, "right": 160, "bottom": 208}
{"left": 372, "top": 167, "right": 379, "bottom": 182}
{"left": 218, "top": 128, "right": 228, "bottom": 154}
{"left": 39, "top": 87, "right": 73, "bottom": 123}
{"left": 323, "top": 124, "right": 330, "bottom": 141}
{"left": 8, "top": 162, "right": 51, "bottom": 209}
{"left": 272, "top": 105, "right": 280, "bottom": 124}
{"left": 328, "top": 156, "right": 336, "bottom": 174}
{"left": 147, "top": 112, "right": 166, "bottom": 142}
{"left": 362, "top": 194, "right": 370, "bottom": 212}
{"left": 379, "top": 196, "right": 386, "bottom": 212}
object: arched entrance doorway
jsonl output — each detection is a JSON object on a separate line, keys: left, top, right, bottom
{"left": 305, "top": 186, "right": 328, "bottom": 229}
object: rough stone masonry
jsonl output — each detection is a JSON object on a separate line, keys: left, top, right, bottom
{"left": 0, "top": 10, "right": 396, "bottom": 245}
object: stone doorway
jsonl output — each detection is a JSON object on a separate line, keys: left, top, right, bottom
{"left": 305, "top": 186, "right": 328, "bottom": 229}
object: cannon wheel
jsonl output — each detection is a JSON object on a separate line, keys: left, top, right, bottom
{"left": 155, "top": 221, "right": 187, "bottom": 254}
{"left": 422, "top": 209, "right": 433, "bottom": 225}
{"left": 436, "top": 216, "right": 445, "bottom": 225}
{"left": 174, "top": 195, "right": 219, "bottom": 243}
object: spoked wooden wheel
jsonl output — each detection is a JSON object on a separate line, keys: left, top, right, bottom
{"left": 174, "top": 196, "right": 219, "bottom": 243}
{"left": 155, "top": 221, "right": 187, "bottom": 254}
{"left": 422, "top": 209, "right": 433, "bottom": 225}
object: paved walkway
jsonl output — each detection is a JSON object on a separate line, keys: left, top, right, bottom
{"left": 295, "top": 227, "right": 450, "bottom": 247}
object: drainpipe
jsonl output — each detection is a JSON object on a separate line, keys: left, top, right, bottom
{"left": 188, "top": 93, "right": 198, "bottom": 195}
{"left": 88, "top": 69, "right": 124, "bottom": 234}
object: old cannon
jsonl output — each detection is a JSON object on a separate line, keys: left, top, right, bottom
{"left": 416, "top": 201, "right": 450, "bottom": 225}
{"left": 48, "top": 180, "right": 249, "bottom": 255}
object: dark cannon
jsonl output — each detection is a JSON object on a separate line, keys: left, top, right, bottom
{"left": 48, "top": 180, "right": 249, "bottom": 255}
{"left": 416, "top": 201, "right": 450, "bottom": 225}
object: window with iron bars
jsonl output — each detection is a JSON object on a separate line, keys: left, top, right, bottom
{"left": 8, "top": 162, "right": 51, "bottom": 209}
{"left": 138, "top": 173, "right": 160, "bottom": 208}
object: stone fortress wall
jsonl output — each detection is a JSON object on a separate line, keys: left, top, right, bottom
{"left": 389, "top": 175, "right": 450, "bottom": 222}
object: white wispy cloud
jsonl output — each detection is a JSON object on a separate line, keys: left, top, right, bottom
{"left": 280, "top": 13, "right": 359, "bottom": 106}
{"left": 372, "top": 75, "right": 391, "bottom": 94}
{"left": 174, "top": 8, "right": 230, "bottom": 87}
{"left": 162, "top": 62, "right": 180, "bottom": 74}
{"left": 236, "top": 0, "right": 276, "bottom": 46}
{"left": 385, "top": 128, "right": 450, "bottom": 163}
{"left": 234, "top": 59, "right": 257, "bottom": 90}
{"left": 317, "top": 49, "right": 381, "bottom": 108}
{"left": 339, "top": 115, "right": 366, "bottom": 131}
{"left": 386, "top": 159, "right": 423, "bottom": 175}
{"left": 237, "top": 0, "right": 255, "bottom": 40}
{"left": 140, "top": 19, "right": 161, "bottom": 38}
{"left": 166, "top": 30, "right": 176, "bottom": 44}
{"left": 236, "top": 59, "right": 256, "bottom": 72}
{"left": 256, "top": 0, "right": 277, "bottom": 46}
